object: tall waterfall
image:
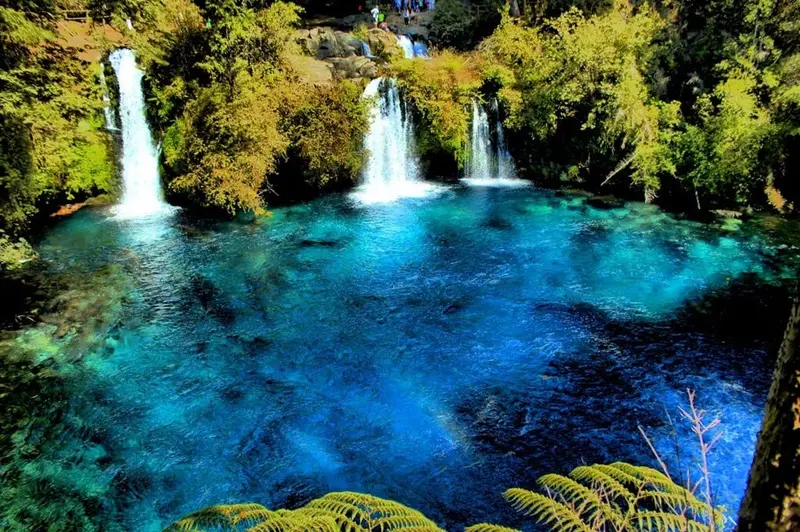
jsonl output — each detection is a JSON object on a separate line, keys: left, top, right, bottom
{"left": 353, "top": 78, "right": 438, "bottom": 203}
{"left": 466, "top": 100, "right": 492, "bottom": 180}
{"left": 493, "top": 98, "right": 515, "bottom": 180}
{"left": 463, "top": 98, "right": 526, "bottom": 186}
{"left": 109, "top": 49, "right": 169, "bottom": 218}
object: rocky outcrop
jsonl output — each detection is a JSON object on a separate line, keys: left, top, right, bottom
{"left": 327, "top": 56, "right": 378, "bottom": 80}
{"left": 296, "top": 27, "right": 362, "bottom": 59}
{"left": 294, "top": 26, "right": 402, "bottom": 82}
{"left": 361, "top": 28, "right": 402, "bottom": 59}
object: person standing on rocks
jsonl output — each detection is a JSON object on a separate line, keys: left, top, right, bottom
{"left": 403, "top": 6, "right": 410, "bottom": 25}
{"left": 370, "top": 5, "right": 380, "bottom": 27}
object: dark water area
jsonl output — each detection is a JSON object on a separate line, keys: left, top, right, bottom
{"left": 1, "top": 185, "right": 798, "bottom": 530}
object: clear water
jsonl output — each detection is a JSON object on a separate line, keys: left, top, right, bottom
{"left": 108, "top": 49, "right": 169, "bottom": 219}
{"left": 3, "top": 187, "right": 798, "bottom": 531}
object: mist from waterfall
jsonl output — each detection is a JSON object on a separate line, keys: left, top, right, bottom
{"left": 463, "top": 98, "right": 527, "bottom": 187}
{"left": 109, "top": 49, "right": 170, "bottom": 218}
{"left": 352, "top": 78, "right": 440, "bottom": 203}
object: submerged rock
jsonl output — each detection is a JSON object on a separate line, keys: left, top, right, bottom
{"left": 587, "top": 194, "right": 625, "bottom": 209}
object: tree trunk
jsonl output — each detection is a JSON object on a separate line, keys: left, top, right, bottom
{"left": 738, "top": 298, "right": 800, "bottom": 531}
{"left": 509, "top": 0, "right": 521, "bottom": 18}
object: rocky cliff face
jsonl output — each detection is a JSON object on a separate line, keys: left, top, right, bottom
{"left": 295, "top": 27, "right": 400, "bottom": 81}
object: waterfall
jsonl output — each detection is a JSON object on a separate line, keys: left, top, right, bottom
{"left": 361, "top": 41, "right": 376, "bottom": 59}
{"left": 493, "top": 98, "right": 515, "bottom": 180}
{"left": 466, "top": 100, "right": 492, "bottom": 180}
{"left": 397, "top": 35, "right": 415, "bottom": 58}
{"left": 353, "top": 78, "right": 439, "bottom": 203}
{"left": 397, "top": 35, "right": 429, "bottom": 59}
{"left": 109, "top": 49, "right": 170, "bottom": 218}
{"left": 462, "top": 98, "right": 526, "bottom": 187}
{"left": 99, "top": 70, "right": 118, "bottom": 131}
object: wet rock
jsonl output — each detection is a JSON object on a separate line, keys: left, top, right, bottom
{"left": 362, "top": 28, "right": 402, "bottom": 59}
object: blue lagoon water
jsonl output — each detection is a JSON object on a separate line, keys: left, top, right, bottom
{"left": 3, "top": 186, "right": 798, "bottom": 530}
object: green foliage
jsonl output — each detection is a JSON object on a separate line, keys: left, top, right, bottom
{"left": 144, "top": 0, "right": 369, "bottom": 214}
{"left": 0, "top": 10, "right": 115, "bottom": 235}
{"left": 392, "top": 51, "right": 480, "bottom": 167}
{"left": 464, "top": 524, "right": 522, "bottom": 532}
{"left": 0, "top": 232, "right": 37, "bottom": 271}
{"left": 429, "top": 0, "right": 504, "bottom": 51}
{"left": 284, "top": 81, "right": 370, "bottom": 188}
{"left": 167, "top": 72, "right": 290, "bottom": 214}
{"left": 166, "top": 492, "right": 445, "bottom": 532}
{"left": 504, "top": 463, "right": 724, "bottom": 532}
{"left": 480, "top": 3, "right": 678, "bottom": 199}
{"left": 168, "top": 463, "right": 724, "bottom": 532}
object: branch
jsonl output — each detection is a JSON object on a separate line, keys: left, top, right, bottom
{"left": 601, "top": 153, "right": 635, "bottom": 186}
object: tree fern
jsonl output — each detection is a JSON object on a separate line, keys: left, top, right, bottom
{"left": 503, "top": 463, "right": 724, "bottom": 532}
{"left": 165, "top": 464, "right": 724, "bottom": 532}
{"left": 504, "top": 488, "right": 593, "bottom": 531}
{"left": 164, "top": 492, "right": 444, "bottom": 532}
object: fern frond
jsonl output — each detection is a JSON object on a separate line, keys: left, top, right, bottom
{"left": 288, "top": 507, "right": 358, "bottom": 530}
{"left": 591, "top": 464, "right": 645, "bottom": 489}
{"left": 303, "top": 496, "right": 371, "bottom": 524}
{"left": 504, "top": 488, "right": 592, "bottom": 532}
{"left": 537, "top": 473, "right": 622, "bottom": 525}
{"left": 464, "top": 524, "right": 522, "bottom": 532}
{"left": 641, "top": 490, "right": 713, "bottom": 517}
{"left": 232, "top": 507, "right": 281, "bottom": 526}
{"left": 633, "top": 511, "right": 712, "bottom": 532}
{"left": 166, "top": 504, "right": 272, "bottom": 531}
{"left": 608, "top": 462, "right": 650, "bottom": 481}
{"left": 301, "top": 491, "right": 444, "bottom": 531}
{"left": 373, "top": 513, "right": 443, "bottom": 530}
{"left": 569, "top": 465, "right": 637, "bottom": 505}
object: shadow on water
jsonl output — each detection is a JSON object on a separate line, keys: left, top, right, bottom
{"left": 449, "top": 272, "right": 792, "bottom": 529}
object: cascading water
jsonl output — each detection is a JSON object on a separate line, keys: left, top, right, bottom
{"left": 361, "top": 41, "right": 376, "bottom": 59}
{"left": 99, "top": 70, "right": 118, "bottom": 131}
{"left": 109, "top": 48, "right": 169, "bottom": 218}
{"left": 493, "top": 98, "right": 515, "bottom": 180}
{"left": 466, "top": 100, "right": 492, "bottom": 180}
{"left": 353, "top": 78, "right": 439, "bottom": 203}
{"left": 397, "top": 35, "right": 429, "bottom": 59}
{"left": 463, "top": 98, "right": 526, "bottom": 187}
{"left": 397, "top": 35, "right": 416, "bottom": 58}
